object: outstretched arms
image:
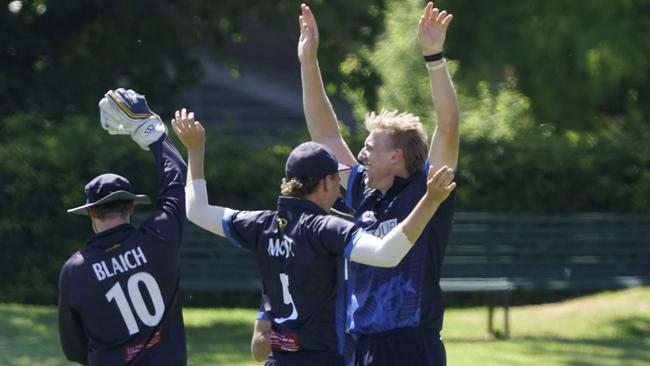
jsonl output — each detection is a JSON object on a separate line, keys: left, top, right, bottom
{"left": 299, "top": 4, "right": 357, "bottom": 185}
{"left": 418, "top": 2, "right": 460, "bottom": 170}
{"left": 172, "top": 110, "right": 228, "bottom": 237}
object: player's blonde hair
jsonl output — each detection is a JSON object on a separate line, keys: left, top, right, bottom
{"left": 364, "top": 109, "right": 428, "bottom": 175}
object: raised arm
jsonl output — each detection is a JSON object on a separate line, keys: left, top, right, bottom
{"left": 299, "top": 4, "right": 357, "bottom": 184}
{"left": 98, "top": 89, "right": 187, "bottom": 243}
{"left": 171, "top": 109, "right": 228, "bottom": 237}
{"left": 141, "top": 135, "right": 187, "bottom": 243}
{"left": 418, "top": 2, "right": 460, "bottom": 170}
{"left": 349, "top": 165, "right": 455, "bottom": 267}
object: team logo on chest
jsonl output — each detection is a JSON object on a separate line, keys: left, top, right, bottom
{"left": 268, "top": 235, "right": 295, "bottom": 258}
{"left": 370, "top": 218, "right": 398, "bottom": 239}
{"left": 360, "top": 210, "right": 377, "bottom": 226}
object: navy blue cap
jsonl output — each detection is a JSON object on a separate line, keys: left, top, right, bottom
{"left": 67, "top": 173, "right": 150, "bottom": 215}
{"left": 285, "top": 141, "right": 350, "bottom": 180}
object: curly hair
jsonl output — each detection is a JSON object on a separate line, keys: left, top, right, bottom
{"left": 280, "top": 177, "right": 321, "bottom": 198}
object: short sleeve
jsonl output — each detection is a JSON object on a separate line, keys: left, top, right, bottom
{"left": 222, "top": 210, "right": 270, "bottom": 251}
{"left": 345, "top": 164, "right": 366, "bottom": 210}
{"left": 257, "top": 292, "right": 271, "bottom": 320}
{"left": 256, "top": 311, "right": 271, "bottom": 321}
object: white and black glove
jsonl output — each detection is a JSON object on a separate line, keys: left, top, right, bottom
{"left": 98, "top": 88, "right": 167, "bottom": 150}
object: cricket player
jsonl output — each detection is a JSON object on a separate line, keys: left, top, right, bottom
{"left": 250, "top": 197, "right": 355, "bottom": 363}
{"left": 172, "top": 111, "right": 455, "bottom": 366}
{"left": 58, "top": 89, "right": 188, "bottom": 365}
{"left": 298, "top": 2, "right": 459, "bottom": 365}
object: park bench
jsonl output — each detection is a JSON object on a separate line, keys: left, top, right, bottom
{"left": 173, "top": 212, "right": 650, "bottom": 338}
{"left": 441, "top": 212, "right": 650, "bottom": 337}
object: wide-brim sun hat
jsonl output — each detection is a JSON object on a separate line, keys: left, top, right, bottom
{"left": 67, "top": 173, "right": 150, "bottom": 215}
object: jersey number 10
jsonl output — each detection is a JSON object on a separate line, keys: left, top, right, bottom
{"left": 105, "top": 271, "right": 165, "bottom": 335}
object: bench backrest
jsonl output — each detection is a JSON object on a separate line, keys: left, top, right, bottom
{"left": 172, "top": 213, "right": 650, "bottom": 291}
{"left": 443, "top": 212, "right": 650, "bottom": 289}
{"left": 180, "top": 225, "right": 260, "bottom": 290}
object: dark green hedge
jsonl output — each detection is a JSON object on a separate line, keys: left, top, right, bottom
{"left": 0, "top": 113, "right": 298, "bottom": 304}
{"left": 2, "top": 112, "right": 649, "bottom": 304}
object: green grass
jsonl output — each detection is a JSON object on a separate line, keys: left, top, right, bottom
{"left": 1, "top": 288, "right": 648, "bottom": 365}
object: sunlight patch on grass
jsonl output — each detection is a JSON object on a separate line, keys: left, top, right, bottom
{"left": 0, "top": 288, "right": 648, "bottom": 366}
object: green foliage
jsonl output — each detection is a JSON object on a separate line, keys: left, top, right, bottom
{"left": 0, "top": 113, "right": 153, "bottom": 303}
{"left": 341, "top": 0, "right": 650, "bottom": 213}
{"left": 0, "top": 0, "right": 386, "bottom": 119}
{"left": 2, "top": 0, "right": 202, "bottom": 117}
{"left": 0, "top": 0, "right": 388, "bottom": 304}
{"left": 341, "top": 0, "right": 650, "bottom": 131}
{"left": 459, "top": 94, "right": 650, "bottom": 212}
{"left": 199, "top": 125, "right": 302, "bottom": 210}
{"left": 451, "top": 78, "right": 649, "bottom": 212}
{"left": 0, "top": 113, "right": 303, "bottom": 304}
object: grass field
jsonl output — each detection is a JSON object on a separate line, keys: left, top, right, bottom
{"left": 1, "top": 287, "right": 648, "bottom": 365}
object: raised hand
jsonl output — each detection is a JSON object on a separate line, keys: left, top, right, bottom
{"left": 417, "top": 2, "right": 453, "bottom": 55}
{"left": 425, "top": 165, "right": 456, "bottom": 203}
{"left": 98, "top": 88, "right": 167, "bottom": 150}
{"left": 297, "top": 3, "right": 319, "bottom": 63}
{"left": 171, "top": 108, "right": 205, "bottom": 152}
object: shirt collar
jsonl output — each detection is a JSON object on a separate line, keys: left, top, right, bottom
{"left": 277, "top": 196, "right": 328, "bottom": 215}
{"left": 85, "top": 223, "right": 134, "bottom": 249}
{"left": 382, "top": 169, "right": 425, "bottom": 200}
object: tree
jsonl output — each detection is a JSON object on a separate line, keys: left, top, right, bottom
{"left": 339, "top": 0, "right": 650, "bottom": 213}
{"left": 340, "top": 0, "right": 650, "bottom": 131}
{"left": 0, "top": 112, "right": 299, "bottom": 304}
{"left": 1, "top": 0, "right": 386, "bottom": 119}
{"left": 447, "top": 0, "right": 650, "bottom": 130}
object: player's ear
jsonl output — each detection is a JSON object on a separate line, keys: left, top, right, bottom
{"left": 87, "top": 207, "right": 96, "bottom": 218}
{"left": 392, "top": 147, "right": 404, "bottom": 163}
{"left": 127, "top": 202, "right": 135, "bottom": 215}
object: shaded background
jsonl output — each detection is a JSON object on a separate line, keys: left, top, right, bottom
{"left": 1, "top": 0, "right": 649, "bottom": 305}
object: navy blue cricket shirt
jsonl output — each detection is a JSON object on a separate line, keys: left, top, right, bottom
{"left": 345, "top": 163, "right": 456, "bottom": 336}
{"left": 58, "top": 136, "right": 187, "bottom": 365}
{"left": 223, "top": 196, "right": 365, "bottom": 353}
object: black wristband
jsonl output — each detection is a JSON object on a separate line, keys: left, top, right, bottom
{"left": 423, "top": 52, "right": 443, "bottom": 62}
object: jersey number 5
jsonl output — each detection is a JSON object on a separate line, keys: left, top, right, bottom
{"left": 273, "top": 273, "right": 299, "bottom": 324}
{"left": 105, "top": 271, "right": 165, "bottom": 335}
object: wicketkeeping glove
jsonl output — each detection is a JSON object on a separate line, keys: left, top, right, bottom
{"left": 98, "top": 88, "right": 167, "bottom": 150}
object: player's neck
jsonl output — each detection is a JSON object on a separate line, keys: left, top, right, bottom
{"left": 92, "top": 216, "right": 130, "bottom": 234}
{"left": 374, "top": 170, "right": 409, "bottom": 195}
{"left": 303, "top": 193, "right": 331, "bottom": 214}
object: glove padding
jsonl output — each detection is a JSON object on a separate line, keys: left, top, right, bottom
{"left": 98, "top": 88, "right": 167, "bottom": 150}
